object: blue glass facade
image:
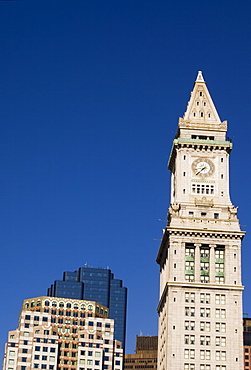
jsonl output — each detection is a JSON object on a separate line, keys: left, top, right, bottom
{"left": 47, "top": 267, "right": 127, "bottom": 349}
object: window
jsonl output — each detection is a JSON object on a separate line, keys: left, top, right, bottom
{"left": 25, "top": 315, "right": 30, "bottom": 320}
{"left": 215, "top": 309, "right": 226, "bottom": 319}
{"left": 200, "top": 336, "right": 210, "bottom": 345}
{"left": 200, "top": 350, "right": 210, "bottom": 360}
{"left": 184, "top": 349, "right": 195, "bottom": 359}
{"left": 34, "top": 364, "right": 39, "bottom": 368}
{"left": 43, "top": 347, "right": 48, "bottom": 352}
{"left": 34, "top": 355, "right": 39, "bottom": 360}
{"left": 216, "top": 337, "right": 226, "bottom": 347}
{"left": 200, "top": 365, "right": 211, "bottom": 370}
{"left": 184, "top": 335, "right": 195, "bottom": 345}
{"left": 184, "top": 321, "right": 195, "bottom": 331}
{"left": 22, "top": 349, "right": 28, "bottom": 354}
{"left": 21, "top": 358, "right": 27, "bottom": 362}
{"left": 200, "top": 322, "right": 210, "bottom": 331}
{"left": 95, "top": 352, "right": 101, "bottom": 357}
{"left": 42, "top": 317, "right": 48, "bottom": 322}
{"left": 23, "top": 332, "right": 29, "bottom": 337}
{"left": 42, "top": 356, "right": 47, "bottom": 361}
{"left": 184, "top": 365, "right": 195, "bottom": 370}
{"left": 185, "top": 307, "right": 195, "bottom": 317}
{"left": 216, "top": 322, "right": 226, "bottom": 333}
{"left": 185, "top": 292, "right": 195, "bottom": 303}
{"left": 192, "top": 183, "right": 214, "bottom": 195}
{"left": 35, "top": 346, "right": 40, "bottom": 351}
{"left": 200, "top": 308, "right": 210, "bottom": 317}
{"left": 8, "top": 360, "right": 14, "bottom": 364}
{"left": 215, "top": 294, "right": 226, "bottom": 305}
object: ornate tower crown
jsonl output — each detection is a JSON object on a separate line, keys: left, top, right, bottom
{"left": 178, "top": 71, "right": 227, "bottom": 138}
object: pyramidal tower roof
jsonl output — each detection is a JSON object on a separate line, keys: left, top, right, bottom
{"left": 182, "top": 71, "right": 221, "bottom": 125}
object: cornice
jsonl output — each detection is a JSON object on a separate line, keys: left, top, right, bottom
{"left": 156, "top": 282, "right": 244, "bottom": 313}
{"left": 156, "top": 227, "right": 245, "bottom": 265}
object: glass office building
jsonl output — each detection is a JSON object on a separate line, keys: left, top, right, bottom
{"left": 47, "top": 267, "right": 127, "bottom": 349}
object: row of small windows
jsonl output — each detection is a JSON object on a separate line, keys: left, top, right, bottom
{"left": 185, "top": 307, "right": 226, "bottom": 319}
{"left": 8, "top": 366, "right": 54, "bottom": 370}
{"left": 188, "top": 211, "right": 219, "bottom": 219}
{"left": 184, "top": 364, "right": 226, "bottom": 370}
{"left": 184, "top": 349, "right": 227, "bottom": 360}
{"left": 185, "top": 293, "right": 226, "bottom": 305}
{"left": 184, "top": 335, "right": 226, "bottom": 346}
{"left": 192, "top": 110, "right": 212, "bottom": 118}
{"left": 24, "top": 301, "right": 97, "bottom": 311}
{"left": 185, "top": 275, "right": 225, "bottom": 284}
{"left": 183, "top": 156, "right": 224, "bottom": 162}
{"left": 192, "top": 184, "right": 214, "bottom": 195}
{"left": 191, "top": 135, "right": 214, "bottom": 140}
{"left": 184, "top": 321, "right": 226, "bottom": 332}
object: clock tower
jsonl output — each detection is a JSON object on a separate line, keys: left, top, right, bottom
{"left": 157, "top": 71, "right": 244, "bottom": 370}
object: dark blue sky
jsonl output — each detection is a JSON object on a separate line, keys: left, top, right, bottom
{"left": 0, "top": 0, "right": 251, "bottom": 355}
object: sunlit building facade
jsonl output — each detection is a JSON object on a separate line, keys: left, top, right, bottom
{"left": 157, "top": 71, "right": 244, "bottom": 369}
{"left": 2, "top": 296, "right": 123, "bottom": 370}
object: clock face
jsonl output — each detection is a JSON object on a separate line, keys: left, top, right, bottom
{"left": 192, "top": 158, "right": 215, "bottom": 177}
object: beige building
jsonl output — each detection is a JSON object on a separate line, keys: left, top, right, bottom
{"left": 2, "top": 296, "right": 123, "bottom": 370}
{"left": 243, "top": 318, "right": 251, "bottom": 370}
{"left": 156, "top": 71, "right": 244, "bottom": 370}
{"left": 124, "top": 336, "right": 157, "bottom": 370}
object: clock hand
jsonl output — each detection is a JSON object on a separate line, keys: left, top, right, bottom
{"left": 196, "top": 166, "right": 206, "bottom": 175}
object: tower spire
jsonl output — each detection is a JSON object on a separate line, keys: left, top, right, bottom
{"left": 195, "top": 70, "right": 204, "bottom": 82}
{"left": 182, "top": 71, "right": 221, "bottom": 125}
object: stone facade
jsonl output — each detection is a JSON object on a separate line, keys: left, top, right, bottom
{"left": 157, "top": 71, "right": 244, "bottom": 370}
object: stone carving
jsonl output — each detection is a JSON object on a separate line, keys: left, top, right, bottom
{"left": 228, "top": 205, "right": 238, "bottom": 220}
{"left": 169, "top": 202, "right": 180, "bottom": 215}
{"left": 194, "top": 196, "right": 214, "bottom": 207}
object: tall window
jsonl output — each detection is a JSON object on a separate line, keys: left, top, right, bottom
{"left": 185, "top": 245, "right": 195, "bottom": 281}
{"left": 215, "top": 247, "right": 225, "bottom": 284}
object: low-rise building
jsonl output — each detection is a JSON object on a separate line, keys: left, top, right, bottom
{"left": 2, "top": 296, "right": 123, "bottom": 370}
{"left": 124, "top": 336, "right": 157, "bottom": 370}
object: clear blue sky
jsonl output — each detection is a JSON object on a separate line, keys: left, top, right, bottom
{"left": 0, "top": 0, "right": 251, "bottom": 355}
